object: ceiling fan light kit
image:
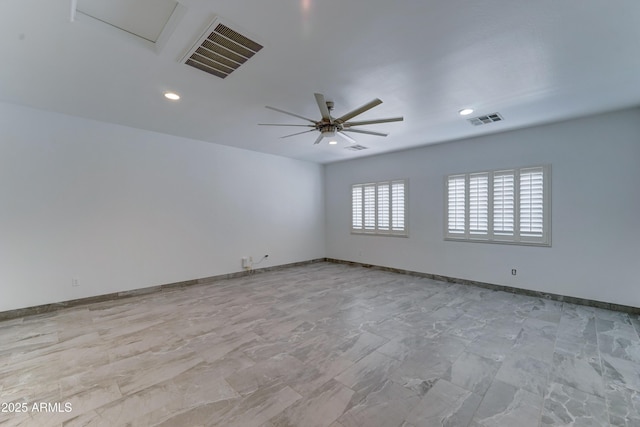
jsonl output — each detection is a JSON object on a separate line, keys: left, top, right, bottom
{"left": 259, "top": 93, "right": 403, "bottom": 146}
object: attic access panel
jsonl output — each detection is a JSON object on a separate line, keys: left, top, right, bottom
{"left": 76, "top": 0, "right": 179, "bottom": 43}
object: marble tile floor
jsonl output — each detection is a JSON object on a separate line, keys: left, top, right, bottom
{"left": 1, "top": 262, "right": 639, "bottom": 426}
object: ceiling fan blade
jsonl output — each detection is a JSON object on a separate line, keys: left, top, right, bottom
{"left": 342, "top": 128, "right": 388, "bottom": 137}
{"left": 337, "top": 131, "right": 357, "bottom": 144}
{"left": 259, "top": 123, "right": 315, "bottom": 127}
{"left": 313, "top": 133, "right": 324, "bottom": 145}
{"left": 314, "top": 93, "right": 332, "bottom": 121}
{"left": 281, "top": 129, "right": 317, "bottom": 139}
{"left": 265, "top": 106, "right": 316, "bottom": 123}
{"left": 344, "top": 117, "right": 404, "bottom": 127}
{"left": 335, "top": 98, "right": 382, "bottom": 123}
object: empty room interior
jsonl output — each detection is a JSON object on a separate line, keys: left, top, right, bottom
{"left": 1, "top": 1, "right": 640, "bottom": 426}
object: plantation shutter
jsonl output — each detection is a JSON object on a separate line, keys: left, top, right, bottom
{"left": 352, "top": 180, "right": 407, "bottom": 236}
{"left": 493, "top": 171, "right": 515, "bottom": 236}
{"left": 520, "top": 167, "right": 544, "bottom": 239}
{"left": 377, "top": 183, "right": 390, "bottom": 231}
{"left": 391, "top": 181, "right": 405, "bottom": 232}
{"left": 445, "top": 166, "right": 549, "bottom": 245}
{"left": 363, "top": 185, "right": 376, "bottom": 230}
{"left": 469, "top": 173, "right": 488, "bottom": 236}
{"left": 352, "top": 185, "right": 363, "bottom": 230}
{"left": 447, "top": 175, "right": 466, "bottom": 235}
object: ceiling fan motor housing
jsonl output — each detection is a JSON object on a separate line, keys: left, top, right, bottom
{"left": 319, "top": 124, "right": 340, "bottom": 135}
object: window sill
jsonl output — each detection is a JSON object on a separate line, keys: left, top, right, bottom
{"left": 444, "top": 237, "right": 550, "bottom": 247}
{"left": 352, "top": 231, "right": 409, "bottom": 238}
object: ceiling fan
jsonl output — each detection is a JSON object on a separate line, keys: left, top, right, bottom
{"left": 259, "top": 93, "right": 403, "bottom": 145}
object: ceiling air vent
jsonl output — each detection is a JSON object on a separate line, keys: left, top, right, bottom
{"left": 468, "top": 112, "right": 503, "bottom": 126}
{"left": 181, "top": 18, "right": 263, "bottom": 79}
{"left": 345, "top": 144, "right": 368, "bottom": 151}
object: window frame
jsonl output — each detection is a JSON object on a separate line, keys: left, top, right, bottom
{"left": 352, "top": 179, "right": 408, "bottom": 237}
{"left": 444, "top": 165, "right": 551, "bottom": 246}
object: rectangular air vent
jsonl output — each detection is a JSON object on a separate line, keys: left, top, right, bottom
{"left": 181, "top": 18, "right": 263, "bottom": 79}
{"left": 468, "top": 113, "right": 503, "bottom": 126}
{"left": 345, "top": 144, "right": 368, "bottom": 151}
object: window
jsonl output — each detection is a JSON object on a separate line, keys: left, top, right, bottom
{"left": 445, "top": 166, "right": 550, "bottom": 245}
{"left": 352, "top": 180, "right": 407, "bottom": 236}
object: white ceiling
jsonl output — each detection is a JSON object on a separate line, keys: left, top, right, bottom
{"left": 1, "top": 0, "right": 640, "bottom": 164}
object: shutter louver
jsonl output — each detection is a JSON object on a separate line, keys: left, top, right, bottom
{"left": 447, "top": 175, "right": 466, "bottom": 234}
{"left": 493, "top": 172, "right": 515, "bottom": 236}
{"left": 469, "top": 173, "right": 488, "bottom": 235}
{"left": 520, "top": 168, "right": 544, "bottom": 238}
{"left": 391, "top": 181, "right": 405, "bottom": 231}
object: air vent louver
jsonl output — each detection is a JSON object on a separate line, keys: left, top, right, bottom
{"left": 345, "top": 144, "right": 368, "bottom": 151}
{"left": 468, "top": 113, "right": 503, "bottom": 126}
{"left": 182, "top": 19, "right": 263, "bottom": 79}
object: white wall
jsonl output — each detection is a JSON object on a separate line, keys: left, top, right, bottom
{"left": 0, "top": 102, "right": 325, "bottom": 312}
{"left": 325, "top": 108, "right": 640, "bottom": 308}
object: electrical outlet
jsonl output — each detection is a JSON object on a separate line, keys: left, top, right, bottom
{"left": 241, "top": 257, "right": 249, "bottom": 268}
{"left": 511, "top": 269, "right": 517, "bottom": 276}
{"left": 71, "top": 277, "right": 80, "bottom": 287}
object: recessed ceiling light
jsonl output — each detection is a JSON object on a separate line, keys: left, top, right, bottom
{"left": 164, "top": 92, "right": 180, "bottom": 101}
{"left": 328, "top": 140, "right": 338, "bottom": 145}
{"left": 459, "top": 108, "right": 474, "bottom": 116}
